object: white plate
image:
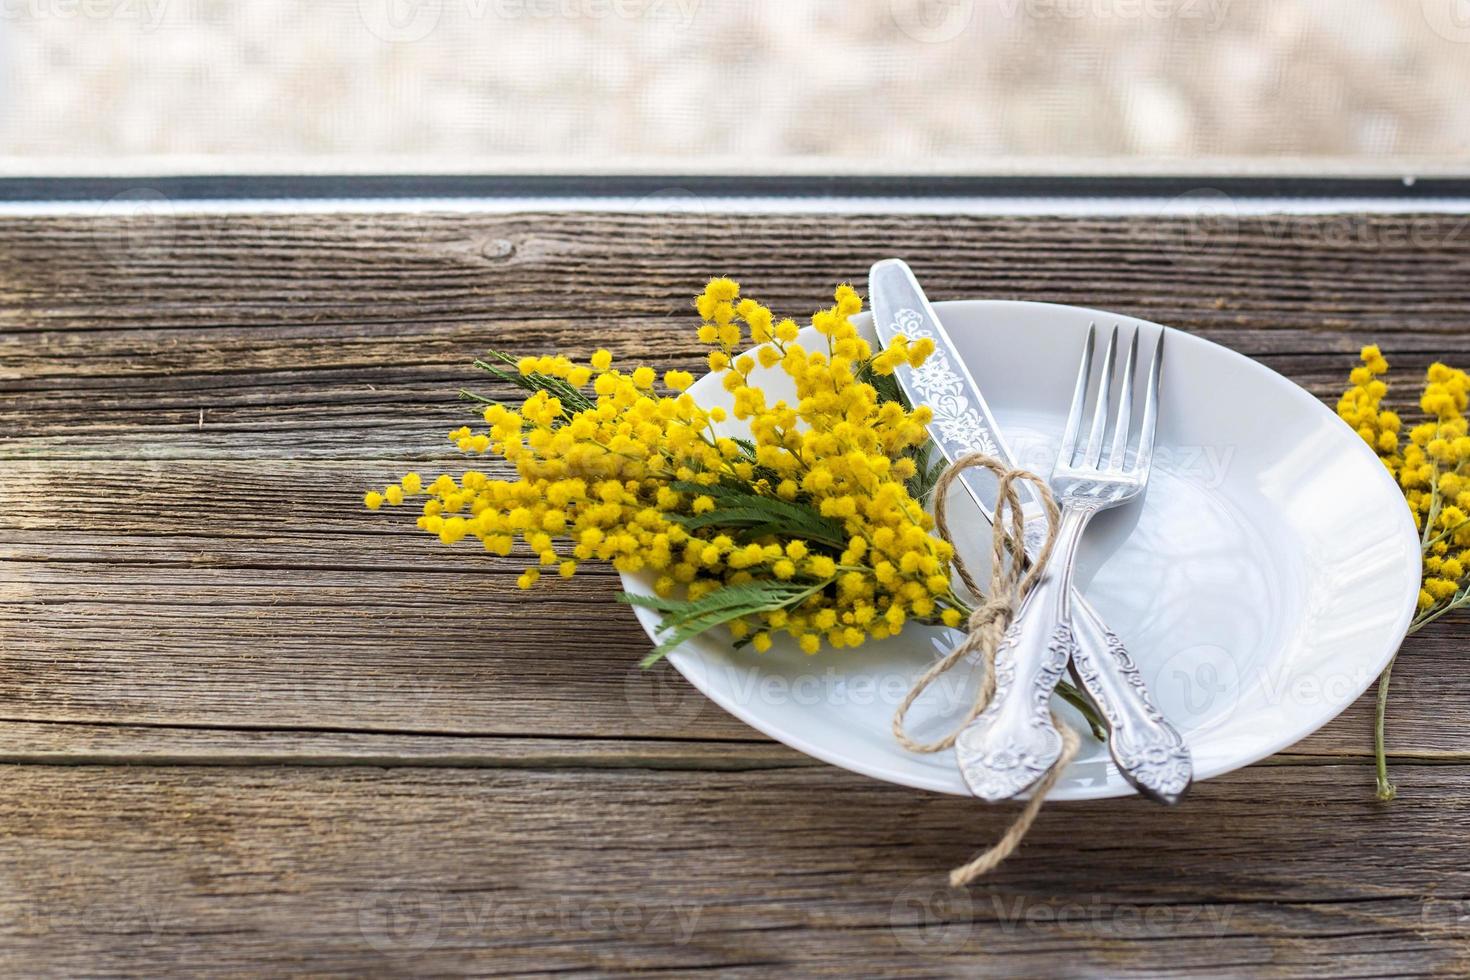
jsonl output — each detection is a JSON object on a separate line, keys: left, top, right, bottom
{"left": 623, "top": 300, "right": 1421, "bottom": 800}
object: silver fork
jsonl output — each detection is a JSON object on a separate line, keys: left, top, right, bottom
{"left": 956, "top": 323, "right": 1187, "bottom": 802}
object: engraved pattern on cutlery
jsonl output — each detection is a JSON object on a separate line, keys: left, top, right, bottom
{"left": 956, "top": 621, "right": 1074, "bottom": 801}
{"left": 893, "top": 308, "right": 1000, "bottom": 458}
{"left": 1070, "top": 630, "right": 1192, "bottom": 800}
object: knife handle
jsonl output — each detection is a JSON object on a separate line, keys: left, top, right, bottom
{"left": 1068, "top": 594, "right": 1193, "bottom": 803}
{"left": 954, "top": 570, "right": 1075, "bottom": 802}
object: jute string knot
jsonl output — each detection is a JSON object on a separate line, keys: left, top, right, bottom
{"left": 891, "top": 452, "right": 1081, "bottom": 887}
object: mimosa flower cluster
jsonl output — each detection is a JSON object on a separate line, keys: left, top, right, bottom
{"left": 1338, "top": 345, "right": 1470, "bottom": 625}
{"left": 1337, "top": 344, "right": 1470, "bottom": 801}
{"left": 364, "top": 280, "right": 972, "bottom": 661}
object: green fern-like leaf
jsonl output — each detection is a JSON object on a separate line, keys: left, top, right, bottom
{"left": 907, "top": 441, "right": 947, "bottom": 503}
{"left": 621, "top": 579, "right": 829, "bottom": 666}
{"left": 469, "top": 349, "right": 595, "bottom": 416}
{"left": 668, "top": 481, "right": 847, "bottom": 548}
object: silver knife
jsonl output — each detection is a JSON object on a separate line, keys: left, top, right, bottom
{"left": 868, "top": 258, "right": 1192, "bottom": 804}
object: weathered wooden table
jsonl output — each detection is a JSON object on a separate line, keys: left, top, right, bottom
{"left": 2, "top": 210, "right": 1468, "bottom": 976}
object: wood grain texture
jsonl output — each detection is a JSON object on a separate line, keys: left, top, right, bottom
{"left": 0, "top": 763, "right": 1466, "bottom": 978}
{"left": 3, "top": 458, "right": 1466, "bottom": 755}
{"left": 3, "top": 210, "right": 1470, "bottom": 976}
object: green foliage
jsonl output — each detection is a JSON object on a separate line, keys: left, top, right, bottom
{"left": 460, "top": 349, "right": 595, "bottom": 416}
{"left": 667, "top": 480, "right": 848, "bottom": 549}
{"left": 621, "top": 579, "right": 830, "bottom": 666}
{"left": 906, "top": 440, "right": 945, "bottom": 504}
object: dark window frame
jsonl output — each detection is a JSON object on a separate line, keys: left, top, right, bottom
{"left": 2, "top": 173, "right": 1468, "bottom": 204}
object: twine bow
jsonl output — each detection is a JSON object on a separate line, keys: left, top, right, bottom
{"left": 891, "top": 452, "right": 1081, "bottom": 887}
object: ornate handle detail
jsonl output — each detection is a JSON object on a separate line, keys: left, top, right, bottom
{"left": 1068, "top": 599, "right": 1193, "bottom": 804}
{"left": 955, "top": 567, "right": 1077, "bottom": 802}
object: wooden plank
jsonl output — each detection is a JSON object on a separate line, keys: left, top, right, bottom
{"left": 0, "top": 721, "right": 805, "bottom": 770}
{"left": 0, "top": 761, "right": 1464, "bottom": 977}
{"left": 2, "top": 327, "right": 1463, "bottom": 458}
{"left": 1, "top": 454, "right": 1464, "bottom": 756}
{"left": 1, "top": 212, "right": 1468, "bottom": 331}
{"left": 0, "top": 719, "right": 1431, "bottom": 772}
{"left": 3, "top": 210, "right": 1469, "bottom": 460}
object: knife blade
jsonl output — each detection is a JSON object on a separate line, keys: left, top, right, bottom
{"left": 868, "top": 259, "right": 1026, "bottom": 527}
{"left": 868, "top": 258, "right": 1192, "bottom": 804}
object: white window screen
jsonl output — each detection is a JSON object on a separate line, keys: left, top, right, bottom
{"left": 2, "top": 0, "right": 1467, "bottom": 174}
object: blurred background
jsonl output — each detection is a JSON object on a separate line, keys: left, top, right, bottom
{"left": 1, "top": 0, "right": 1467, "bottom": 175}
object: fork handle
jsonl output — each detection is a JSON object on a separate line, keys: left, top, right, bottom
{"left": 1069, "top": 594, "right": 1193, "bottom": 804}
{"left": 955, "top": 508, "right": 1091, "bottom": 801}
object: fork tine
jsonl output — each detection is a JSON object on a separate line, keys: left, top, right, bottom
{"left": 1058, "top": 323, "right": 1096, "bottom": 469}
{"left": 1083, "top": 325, "right": 1118, "bottom": 468}
{"left": 1108, "top": 328, "right": 1140, "bottom": 470}
{"left": 1133, "top": 328, "right": 1166, "bottom": 478}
